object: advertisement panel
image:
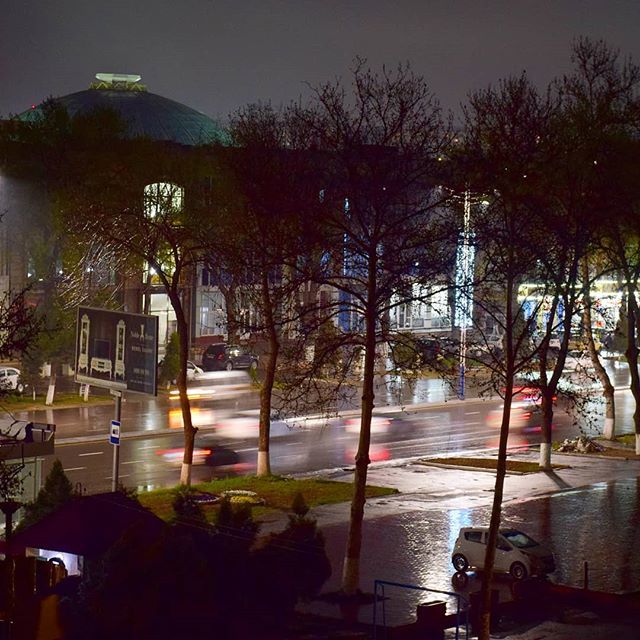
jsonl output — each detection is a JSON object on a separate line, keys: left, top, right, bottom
{"left": 75, "top": 307, "right": 158, "bottom": 395}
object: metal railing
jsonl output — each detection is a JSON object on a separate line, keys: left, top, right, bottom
{"left": 373, "top": 579, "right": 469, "bottom": 639}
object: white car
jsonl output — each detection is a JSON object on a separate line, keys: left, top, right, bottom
{"left": 169, "top": 370, "right": 252, "bottom": 402}
{"left": 186, "top": 360, "right": 203, "bottom": 380}
{"left": 0, "top": 367, "right": 24, "bottom": 393}
{"left": 452, "top": 527, "right": 555, "bottom": 580}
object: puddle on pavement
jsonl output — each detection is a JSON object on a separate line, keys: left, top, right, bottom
{"left": 309, "top": 477, "right": 640, "bottom": 627}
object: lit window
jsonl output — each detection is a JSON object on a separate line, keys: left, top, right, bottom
{"left": 144, "top": 183, "right": 183, "bottom": 219}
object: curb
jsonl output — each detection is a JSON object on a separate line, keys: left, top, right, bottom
{"left": 553, "top": 450, "right": 640, "bottom": 462}
{"left": 56, "top": 424, "right": 221, "bottom": 445}
{"left": 415, "top": 459, "right": 525, "bottom": 474}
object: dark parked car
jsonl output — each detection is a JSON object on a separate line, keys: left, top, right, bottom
{"left": 201, "top": 343, "right": 259, "bottom": 372}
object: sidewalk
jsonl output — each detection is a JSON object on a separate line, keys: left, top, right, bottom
{"left": 288, "top": 448, "right": 640, "bottom": 639}
{"left": 293, "top": 447, "right": 640, "bottom": 528}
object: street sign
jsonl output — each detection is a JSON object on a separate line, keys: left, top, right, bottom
{"left": 109, "top": 420, "right": 121, "bottom": 446}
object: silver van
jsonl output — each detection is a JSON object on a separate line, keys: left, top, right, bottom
{"left": 452, "top": 527, "right": 555, "bottom": 580}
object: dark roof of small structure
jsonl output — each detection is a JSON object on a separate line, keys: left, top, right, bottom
{"left": 19, "top": 74, "right": 227, "bottom": 147}
{"left": 0, "top": 420, "right": 55, "bottom": 462}
{"left": 11, "top": 492, "right": 165, "bottom": 557}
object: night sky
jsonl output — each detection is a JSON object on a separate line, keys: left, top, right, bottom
{"left": 2, "top": 1, "right": 640, "bottom": 124}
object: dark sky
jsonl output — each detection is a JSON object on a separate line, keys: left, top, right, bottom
{"left": 2, "top": 0, "right": 639, "bottom": 124}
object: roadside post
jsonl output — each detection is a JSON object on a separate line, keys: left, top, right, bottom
{"left": 110, "top": 408, "right": 121, "bottom": 491}
{"left": 74, "top": 306, "right": 158, "bottom": 492}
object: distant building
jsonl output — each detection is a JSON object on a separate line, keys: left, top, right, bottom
{"left": 0, "top": 73, "right": 228, "bottom": 354}
{"left": 2, "top": 73, "right": 470, "bottom": 367}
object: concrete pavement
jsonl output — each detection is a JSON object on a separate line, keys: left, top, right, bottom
{"left": 285, "top": 447, "right": 640, "bottom": 639}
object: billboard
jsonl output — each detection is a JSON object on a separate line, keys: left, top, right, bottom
{"left": 75, "top": 306, "right": 158, "bottom": 395}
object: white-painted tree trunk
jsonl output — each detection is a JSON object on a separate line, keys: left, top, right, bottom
{"left": 180, "top": 462, "right": 192, "bottom": 486}
{"left": 257, "top": 451, "right": 270, "bottom": 476}
{"left": 342, "top": 556, "right": 360, "bottom": 596}
{"left": 636, "top": 434, "right": 640, "bottom": 455}
{"left": 603, "top": 417, "right": 615, "bottom": 440}
{"left": 45, "top": 383, "right": 56, "bottom": 406}
{"left": 539, "top": 442, "right": 552, "bottom": 469}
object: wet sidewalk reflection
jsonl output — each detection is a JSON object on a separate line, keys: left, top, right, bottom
{"left": 308, "top": 476, "right": 640, "bottom": 627}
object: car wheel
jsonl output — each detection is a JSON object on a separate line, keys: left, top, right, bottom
{"left": 510, "top": 562, "right": 528, "bottom": 580}
{"left": 249, "top": 360, "right": 258, "bottom": 371}
{"left": 16, "top": 383, "right": 24, "bottom": 394}
{"left": 225, "top": 361, "right": 233, "bottom": 371}
{"left": 452, "top": 554, "right": 469, "bottom": 572}
{"left": 451, "top": 571, "right": 469, "bottom": 589}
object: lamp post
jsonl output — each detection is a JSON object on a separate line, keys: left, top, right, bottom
{"left": 457, "top": 189, "right": 473, "bottom": 399}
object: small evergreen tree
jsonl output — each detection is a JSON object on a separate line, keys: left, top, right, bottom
{"left": 160, "top": 332, "right": 180, "bottom": 385}
{"left": 18, "top": 459, "right": 75, "bottom": 530}
{"left": 251, "top": 492, "right": 331, "bottom": 627}
{"left": 171, "top": 487, "right": 207, "bottom": 527}
{"left": 20, "top": 345, "right": 44, "bottom": 400}
{"left": 215, "top": 497, "right": 259, "bottom": 549}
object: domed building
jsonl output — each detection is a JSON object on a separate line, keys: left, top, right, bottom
{"left": 1, "top": 73, "right": 228, "bottom": 355}
{"left": 19, "top": 73, "right": 227, "bottom": 146}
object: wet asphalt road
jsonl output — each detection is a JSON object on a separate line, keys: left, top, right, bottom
{"left": 14, "top": 359, "right": 634, "bottom": 493}
{"left": 26, "top": 394, "right": 580, "bottom": 493}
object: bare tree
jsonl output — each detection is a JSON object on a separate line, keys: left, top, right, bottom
{"left": 580, "top": 256, "right": 616, "bottom": 438}
{"left": 74, "top": 167, "right": 206, "bottom": 485}
{"left": 563, "top": 38, "right": 640, "bottom": 451}
{"left": 461, "top": 73, "right": 558, "bottom": 639}
{"left": 296, "top": 60, "right": 455, "bottom": 595}
{"left": 203, "top": 103, "right": 326, "bottom": 476}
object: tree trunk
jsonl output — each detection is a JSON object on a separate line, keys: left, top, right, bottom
{"left": 538, "top": 291, "right": 575, "bottom": 469}
{"left": 166, "top": 288, "right": 196, "bottom": 486}
{"left": 219, "top": 282, "right": 239, "bottom": 344}
{"left": 625, "top": 288, "right": 640, "bottom": 454}
{"left": 581, "top": 260, "right": 615, "bottom": 439}
{"left": 341, "top": 257, "right": 377, "bottom": 595}
{"left": 478, "top": 274, "right": 516, "bottom": 640}
{"left": 45, "top": 369, "right": 57, "bottom": 406}
{"left": 257, "top": 272, "right": 279, "bottom": 476}
{"left": 539, "top": 389, "right": 554, "bottom": 469}
{"left": 341, "top": 328, "right": 375, "bottom": 594}
{"left": 143, "top": 272, "right": 152, "bottom": 315}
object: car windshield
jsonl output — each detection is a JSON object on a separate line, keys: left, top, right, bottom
{"left": 501, "top": 529, "right": 539, "bottom": 549}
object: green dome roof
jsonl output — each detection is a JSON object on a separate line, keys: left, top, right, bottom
{"left": 20, "top": 74, "right": 227, "bottom": 147}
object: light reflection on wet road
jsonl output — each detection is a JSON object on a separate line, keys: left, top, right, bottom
{"left": 313, "top": 477, "right": 640, "bottom": 627}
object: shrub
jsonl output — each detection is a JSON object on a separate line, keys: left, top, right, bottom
{"left": 18, "top": 459, "right": 75, "bottom": 530}
{"left": 159, "top": 332, "right": 180, "bottom": 385}
{"left": 250, "top": 493, "right": 331, "bottom": 628}
{"left": 171, "top": 487, "right": 207, "bottom": 527}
